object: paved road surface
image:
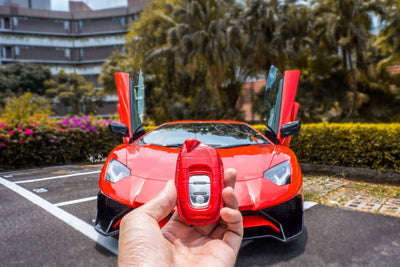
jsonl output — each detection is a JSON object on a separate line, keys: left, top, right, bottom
{"left": 1, "top": 165, "right": 399, "bottom": 266}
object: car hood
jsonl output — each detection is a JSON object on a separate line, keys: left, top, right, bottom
{"left": 125, "top": 144, "right": 277, "bottom": 182}
{"left": 104, "top": 143, "right": 299, "bottom": 209}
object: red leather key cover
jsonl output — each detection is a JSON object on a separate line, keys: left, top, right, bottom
{"left": 175, "top": 138, "right": 224, "bottom": 225}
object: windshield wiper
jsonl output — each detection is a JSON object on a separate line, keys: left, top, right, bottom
{"left": 213, "top": 144, "right": 250, "bottom": 149}
{"left": 161, "top": 143, "right": 183, "bottom": 148}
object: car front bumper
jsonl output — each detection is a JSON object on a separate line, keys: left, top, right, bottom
{"left": 94, "top": 191, "right": 303, "bottom": 242}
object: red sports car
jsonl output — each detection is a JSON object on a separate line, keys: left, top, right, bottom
{"left": 95, "top": 66, "right": 303, "bottom": 242}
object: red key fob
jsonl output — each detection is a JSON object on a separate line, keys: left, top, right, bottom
{"left": 175, "top": 138, "right": 224, "bottom": 225}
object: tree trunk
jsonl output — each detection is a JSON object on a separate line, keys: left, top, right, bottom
{"left": 342, "top": 47, "right": 347, "bottom": 69}
{"left": 347, "top": 46, "right": 357, "bottom": 117}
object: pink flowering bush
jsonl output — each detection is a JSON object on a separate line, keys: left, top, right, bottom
{"left": 0, "top": 116, "right": 121, "bottom": 170}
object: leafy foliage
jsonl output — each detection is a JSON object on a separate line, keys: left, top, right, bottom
{"left": 102, "top": 0, "right": 247, "bottom": 123}
{"left": 98, "top": 0, "right": 400, "bottom": 123}
{"left": 45, "top": 71, "right": 105, "bottom": 115}
{"left": 0, "top": 92, "right": 53, "bottom": 124}
{"left": 0, "top": 116, "right": 121, "bottom": 170}
{"left": 0, "top": 63, "right": 51, "bottom": 95}
{"left": 0, "top": 63, "right": 52, "bottom": 110}
{"left": 99, "top": 50, "right": 133, "bottom": 94}
{"left": 250, "top": 123, "right": 400, "bottom": 173}
{"left": 291, "top": 123, "right": 400, "bottom": 173}
{"left": 2, "top": 121, "right": 400, "bottom": 172}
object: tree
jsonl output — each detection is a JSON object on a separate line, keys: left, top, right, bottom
{"left": 0, "top": 63, "right": 51, "bottom": 95}
{"left": 379, "top": 1, "right": 400, "bottom": 65}
{"left": 239, "top": 0, "right": 281, "bottom": 76}
{"left": 98, "top": 50, "right": 133, "bottom": 94}
{"left": 100, "top": 0, "right": 180, "bottom": 122}
{"left": 99, "top": 0, "right": 397, "bottom": 123}
{"left": 45, "top": 71, "right": 105, "bottom": 115}
{"left": 279, "top": 2, "right": 346, "bottom": 121}
{"left": 314, "top": 0, "right": 386, "bottom": 117}
{"left": 145, "top": 0, "right": 246, "bottom": 120}
{"left": 101, "top": 0, "right": 246, "bottom": 123}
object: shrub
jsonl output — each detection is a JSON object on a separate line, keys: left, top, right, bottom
{"left": 0, "top": 92, "right": 53, "bottom": 124}
{"left": 0, "top": 116, "right": 120, "bottom": 170}
{"left": 290, "top": 123, "right": 400, "bottom": 173}
{"left": 240, "top": 123, "right": 400, "bottom": 173}
{"left": 1, "top": 120, "right": 399, "bottom": 173}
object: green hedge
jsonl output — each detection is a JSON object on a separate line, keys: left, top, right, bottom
{"left": 1, "top": 120, "right": 399, "bottom": 173}
{"left": 290, "top": 123, "right": 400, "bottom": 173}
{"left": 252, "top": 123, "right": 400, "bottom": 173}
{"left": 123, "top": 123, "right": 400, "bottom": 173}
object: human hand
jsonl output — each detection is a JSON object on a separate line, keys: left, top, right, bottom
{"left": 118, "top": 168, "right": 243, "bottom": 267}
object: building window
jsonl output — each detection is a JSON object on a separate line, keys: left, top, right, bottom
{"left": 80, "top": 48, "right": 84, "bottom": 58}
{"left": 64, "top": 21, "right": 69, "bottom": 31}
{"left": 65, "top": 48, "right": 70, "bottom": 58}
{"left": 78, "top": 21, "right": 83, "bottom": 31}
{"left": 14, "top": 46, "right": 20, "bottom": 56}
{"left": 12, "top": 17, "right": 18, "bottom": 27}
{"left": 3, "top": 46, "right": 12, "bottom": 58}
{"left": 2, "top": 17, "right": 10, "bottom": 29}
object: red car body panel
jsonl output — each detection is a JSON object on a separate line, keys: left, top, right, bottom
{"left": 278, "top": 70, "right": 300, "bottom": 144}
{"left": 115, "top": 73, "right": 132, "bottom": 144}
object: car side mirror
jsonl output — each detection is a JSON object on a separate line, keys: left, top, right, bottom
{"left": 109, "top": 123, "right": 129, "bottom": 137}
{"left": 280, "top": 121, "right": 301, "bottom": 138}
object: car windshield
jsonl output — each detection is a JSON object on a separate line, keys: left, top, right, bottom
{"left": 137, "top": 122, "right": 270, "bottom": 148}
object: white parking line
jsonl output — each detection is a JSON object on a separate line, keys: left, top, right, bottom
{"left": 0, "top": 164, "right": 78, "bottom": 175}
{"left": 304, "top": 201, "right": 318, "bottom": 210}
{"left": 0, "top": 177, "right": 118, "bottom": 255}
{"left": 14, "top": 171, "right": 101, "bottom": 184}
{"left": 55, "top": 196, "right": 98, "bottom": 207}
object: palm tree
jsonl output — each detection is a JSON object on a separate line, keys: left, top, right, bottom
{"left": 239, "top": 0, "right": 281, "bottom": 76}
{"left": 314, "top": 0, "right": 386, "bottom": 117}
{"left": 277, "top": 2, "right": 316, "bottom": 70}
{"left": 145, "top": 0, "right": 246, "bottom": 120}
{"left": 380, "top": 1, "right": 400, "bottom": 65}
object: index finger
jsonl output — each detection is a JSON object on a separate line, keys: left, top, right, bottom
{"left": 224, "top": 168, "right": 237, "bottom": 189}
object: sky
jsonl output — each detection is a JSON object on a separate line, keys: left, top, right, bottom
{"left": 51, "top": 0, "right": 127, "bottom": 11}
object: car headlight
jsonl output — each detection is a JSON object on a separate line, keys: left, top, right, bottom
{"left": 263, "top": 161, "right": 291, "bottom": 186}
{"left": 106, "top": 159, "right": 131, "bottom": 183}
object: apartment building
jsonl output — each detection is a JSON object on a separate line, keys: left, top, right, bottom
{"left": 0, "top": 0, "right": 148, "bottom": 86}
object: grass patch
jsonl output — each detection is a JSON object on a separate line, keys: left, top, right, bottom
{"left": 348, "top": 182, "right": 400, "bottom": 199}
{"left": 303, "top": 189, "right": 321, "bottom": 202}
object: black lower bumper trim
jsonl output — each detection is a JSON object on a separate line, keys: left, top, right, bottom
{"left": 241, "top": 195, "right": 304, "bottom": 242}
{"left": 94, "top": 191, "right": 132, "bottom": 236}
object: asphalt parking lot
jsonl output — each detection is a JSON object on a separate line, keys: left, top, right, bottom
{"left": 1, "top": 164, "right": 400, "bottom": 266}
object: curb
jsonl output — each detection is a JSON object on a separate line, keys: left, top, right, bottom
{"left": 300, "top": 163, "right": 400, "bottom": 185}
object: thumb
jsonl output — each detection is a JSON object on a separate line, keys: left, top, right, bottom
{"left": 133, "top": 179, "right": 177, "bottom": 222}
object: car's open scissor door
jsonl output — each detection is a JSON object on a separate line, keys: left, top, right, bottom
{"left": 115, "top": 70, "right": 145, "bottom": 143}
{"left": 264, "top": 66, "right": 300, "bottom": 145}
